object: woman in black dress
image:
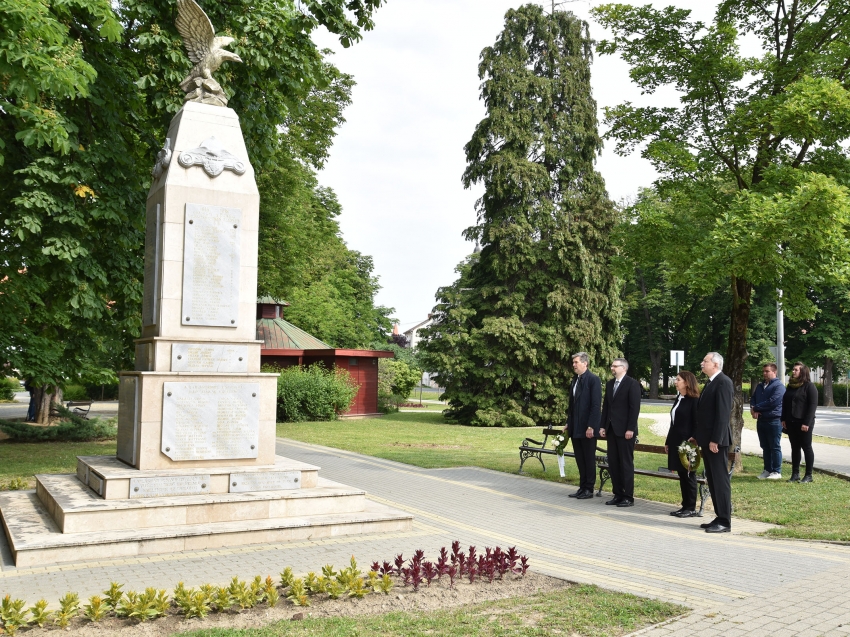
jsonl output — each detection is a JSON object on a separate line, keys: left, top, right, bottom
{"left": 664, "top": 370, "right": 700, "bottom": 517}
{"left": 782, "top": 362, "right": 818, "bottom": 483}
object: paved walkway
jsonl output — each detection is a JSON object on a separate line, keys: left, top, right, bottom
{"left": 644, "top": 413, "right": 850, "bottom": 478}
{"left": 2, "top": 439, "right": 850, "bottom": 636}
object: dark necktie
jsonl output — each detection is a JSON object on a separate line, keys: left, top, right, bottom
{"left": 613, "top": 380, "right": 620, "bottom": 396}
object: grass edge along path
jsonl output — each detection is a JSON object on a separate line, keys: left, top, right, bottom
{"left": 175, "top": 585, "right": 686, "bottom": 637}
{"left": 277, "top": 412, "right": 850, "bottom": 543}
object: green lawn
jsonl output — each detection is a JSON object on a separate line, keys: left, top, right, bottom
{"left": 279, "top": 412, "right": 850, "bottom": 542}
{"left": 0, "top": 440, "right": 116, "bottom": 488}
{"left": 176, "top": 585, "right": 684, "bottom": 637}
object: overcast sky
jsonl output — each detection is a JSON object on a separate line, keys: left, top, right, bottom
{"left": 313, "top": 0, "right": 719, "bottom": 332}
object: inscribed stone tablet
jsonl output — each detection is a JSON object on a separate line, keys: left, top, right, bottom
{"left": 116, "top": 376, "right": 139, "bottom": 466}
{"left": 172, "top": 343, "right": 248, "bottom": 373}
{"left": 142, "top": 203, "right": 161, "bottom": 326}
{"left": 161, "top": 382, "right": 259, "bottom": 461}
{"left": 129, "top": 474, "right": 210, "bottom": 499}
{"left": 181, "top": 203, "right": 241, "bottom": 327}
{"left": 229, "top": 471, "right": 301, "bottom": 493}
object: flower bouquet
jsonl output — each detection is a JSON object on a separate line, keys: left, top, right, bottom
{"left": 552, "top": 434, "right": 568, "bottom": 477}
{"left": 677, "top": 440, "right": 701, "bottom": 473}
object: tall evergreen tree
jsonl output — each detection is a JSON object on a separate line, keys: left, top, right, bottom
{"left": 420, "top": 5, "right": 621, "bottom": 427}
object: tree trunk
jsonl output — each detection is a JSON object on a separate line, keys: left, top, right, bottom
{"left": 724, "top": 276, "right": 753, "bottom": 472}
{"left": 823, "top": 357, "right": 834, "bottom": 407}
{"left": 649, "top": 351, "right": 662, "bottom": 399}
{"left": 662, "top": 369, "right": 669, "bottom": 393}
{"left": 32, "top": 385, "right": 63, "bottom": 425}
{"left": 637, "top": 268, "right": 662, "bottom": 399}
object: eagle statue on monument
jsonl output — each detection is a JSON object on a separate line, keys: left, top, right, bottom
{"left": 176, "top": 0, "right": 242, "bottom": 107}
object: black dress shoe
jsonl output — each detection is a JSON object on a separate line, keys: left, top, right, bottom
{"left": 675, "top": 510, "right": 697, "bottom": 518}
{"left": 700, "top": 519, "right": 718, "bottom": 529}
{"left": 605, "top": 497, "right": 623, "bottom": 505}
{"left": 801, "top": 475, "right": 813, "bottom": 483}
{"left": 568, "top": 489, "right": 584, "bottom": 498}
{"left": 616, "top": 499, "right": 634, "bottom": 507}
{"left": 704, "top": 523, "right": 731, "bottom": 533}
{"left": 576, "top": 491, "right": 594, "bottom": 500}
{"left": 669, "top": 508, "right": 685, "bottom": 516}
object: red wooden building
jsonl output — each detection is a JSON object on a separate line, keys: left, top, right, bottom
{"left": 256, "top": 297, "right": 393, "bottom": 417}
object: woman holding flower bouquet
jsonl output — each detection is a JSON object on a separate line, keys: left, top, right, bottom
{"left": 664, "top": 371, "right": 700, "bottom": 518}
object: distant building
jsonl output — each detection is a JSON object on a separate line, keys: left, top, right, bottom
{"left": 256, "top": 297, "right": 393, "bottom": 417}
{"left": 403, "top": 316, "right": 433, "bottom": 350}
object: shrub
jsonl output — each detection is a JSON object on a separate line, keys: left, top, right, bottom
{"left": 62, "top": 384, "right": 90, "bottom": 401}
{"left": 0, "top": 406, "right": 117, "bottom": 442}
{"left": 85, "top": 383, "right": 120, "bottom": 400}
{"left": 269, "top": 364, "right": 358, "bottom": 422}
{"left": 814, "top": 382, "right": 850, "bottom": 407}
{"left": 377, "top": 359, "right": 421, "bottom": 414}
{"left": 0, "top": 378, "right": 19, "bottom": 401}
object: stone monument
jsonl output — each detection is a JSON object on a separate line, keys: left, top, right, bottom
{"left": 0, "top": 0, "right": 410, "bottom": 567}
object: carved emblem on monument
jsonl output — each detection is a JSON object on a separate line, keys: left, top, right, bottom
{"left": 178, "top": 137, "right": 246, "bottom": 177}
{"left": 176, "top": 0, "right": 242, "bottom": 107}
{"left": 152, "top": 138, "right": 173, "bottom": 178}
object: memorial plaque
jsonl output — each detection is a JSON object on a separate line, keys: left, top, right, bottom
{"left": 142, "top": 203, "right": 161, "bottom": 326}
{"left": 161, "top": 382, "right": 259, "bottom": 461}
{"left": 116, "top": 376, "right": 139, "bottom": 466}
{"left": 172, "top": 343, "right": 249, "bottom": 373}
{"left": 181, "top": 203, "right": 241, "bottom": 327}
{"left": 129, "top": 474, "right": 211, "bottom": 499}
{"left": 229, "top": 471, "right": 301, "bottom": 493}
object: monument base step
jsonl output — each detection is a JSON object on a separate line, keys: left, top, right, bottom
{"left": 36, "top": 474, "right": 368, "bottom": 533}
{"left": 0, "top": 489, "right": 412, "bottom": 567}
{"left": 76, "top": 455, "right": 320, "bottom": 500}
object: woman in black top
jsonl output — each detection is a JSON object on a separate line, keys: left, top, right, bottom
{"left": 664, "top": 370, "right": 700, "bottom": 517}
{"left": 781, "top": 362, "right": 818, "bottom": 483}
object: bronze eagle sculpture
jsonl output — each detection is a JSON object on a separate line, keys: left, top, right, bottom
{"left": 176, "top": 0, "right": 242, "bottom": 107}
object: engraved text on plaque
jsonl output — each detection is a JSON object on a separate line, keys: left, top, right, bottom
{"left": 129, "top": 475, "right": 211, "bottom": 498}
{"left": 229, "top": 471, "right": 301, "bottom": 493}
{"left": 172, "top": 343, "right": 249, "bottom": 373}
{"left": 161, "top": 382, "right": 259, "bottom": 461}
{"left": 181, "top": 203, "right": 241, "bottom": 327}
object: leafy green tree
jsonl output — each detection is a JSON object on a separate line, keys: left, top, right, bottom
{"left": 420, "top": 5, "right": 622, "bottom": 427}
{"left": 786, "top": 286, "right": 850, "bottom": 406}
{"left": 0, "top": 0, "right": 385, "bottom": 421}
{"left": 594, "top": 0, "right": 850, "bottom": 448}
{"left": 256, "top": 72, "right": 394, "bottom": 349}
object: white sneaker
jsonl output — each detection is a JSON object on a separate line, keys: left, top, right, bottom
{"left": 757, "top": 470, "right": 770, "bottom": 479}
{"left": 767, "top": 472, "right": 782, "bottom": 480}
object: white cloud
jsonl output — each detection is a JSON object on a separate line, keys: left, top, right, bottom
{"left": 313, "top": 0, "right": 718, "bottom": 330}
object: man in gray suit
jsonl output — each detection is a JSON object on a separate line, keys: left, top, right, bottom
{"left": 692, "top": 351, "right": 734, "bottom": 533}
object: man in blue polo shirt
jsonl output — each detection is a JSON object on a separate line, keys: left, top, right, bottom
{"left": 750, "top": 363, "right": 786, "bottom": 480}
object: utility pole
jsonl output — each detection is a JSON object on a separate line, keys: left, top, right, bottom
{"left": 776, "top": 290, "right": 785, "bottom": 381}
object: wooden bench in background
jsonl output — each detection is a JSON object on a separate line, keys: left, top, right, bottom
{"left": 596, "top": 443, "right": 741, "bottom": 516}
{"left": 518, "top": 428, "right": 607, "bottom": 484}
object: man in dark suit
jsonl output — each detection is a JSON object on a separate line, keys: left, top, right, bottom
{"left": 565, "top": 352, "right": 601, "bottom": 500}
{"left": 692, "top": 351, "right": 734, "bottom": 533}
{"left": 599, "top": 358, "right": 642, "bottom": 507}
